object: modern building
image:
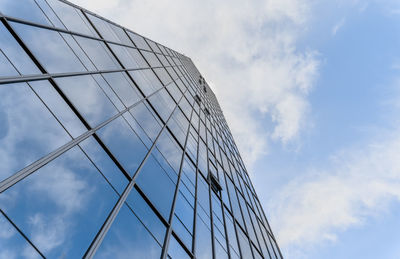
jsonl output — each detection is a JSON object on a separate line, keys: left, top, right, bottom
{"left": 0, "top": 0, "right": 283, "bottom": 258}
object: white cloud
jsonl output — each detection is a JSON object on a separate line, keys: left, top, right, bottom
{"left": 71, "top": 0, "right": 320, "bottom": 168}
{"left": 332, "top": 17, "right": 346, "bottom": 36}
{"left": 268, "top": 128, "right": 400, "bottom": 258}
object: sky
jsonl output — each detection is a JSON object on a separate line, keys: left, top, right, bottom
{"left": 71, "top": 0, "right": 399, "bottom": 258}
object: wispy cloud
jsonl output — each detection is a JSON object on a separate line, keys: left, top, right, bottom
{"left": 268, "top": 84, "right": 400, "bottom": 258}
{"left": 73, "top": 0, "right": 320, "bottom": 168}
{"left": 332, "top": 17, "right": 346, "bottom": 36}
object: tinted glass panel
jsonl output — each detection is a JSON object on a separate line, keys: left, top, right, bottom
{"left": 95, "top": 204, "right": 162, "bottom": 259}
{"left": 11, "top": 22, "right": 86, "bottom": 73}
{"left": 0, "top": 82, "right": 70, "bottom": 182}
{"left": 0, "top": 146, "right": 118, "bottom": 258}
{"left": 97, "top": 116, "right": 148, "bottom": 177}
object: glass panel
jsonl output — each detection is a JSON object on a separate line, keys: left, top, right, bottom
{"left": 135, "top": 148, "right": 176, "bottom": 220}
{"left": 11, "top": 22, "right": 87, "bottom": 73}
{"left": 129, "top": 69, "right": 163, "bottom": 96}
{"left": 167, "top": 235, "right": 190, "bottom": 259}
{"left": 126, "top": 188, "right": 166, "bottom": 244}
{"left": 55, "top": 75, "right": 118, "bottom": 127}
{"left": 102, "top": 72, "right": 141, "bottom": 107}
{"left": 109, "top": 44, "right": 144, "bottom": 69}
{"left": 0, "top": 146, "right": 118, "bottom": 258}
{"left": 0, "top": 82, "right": 71, "bottom": 182}
{"left": 154, "top": 67, "right": 172, "bottom": 86}
{"left": 79, "top": 136, "right": 128, "bottom": 195}
{"left": 194, "top": 212, "right": 212, "bottom": 259}
{"left": 172, "top": 188, "right": 194, "bottom": 249}
{"left": 30, "top": 80, "right": 87, "bottom": 138}
{"left": 0, "top": 23, "right": 40, "bottom": 76}
{"left": 127, "top": 31, "right": 151, "bottom": 51}
{"left": 142, "top": 51, "right": 161, "bottom": 67}
{"left": 0, "top": 0, "right": 51, "bottom": 25}
{"left": 155, "top": 129, "right": 183, "bottom": 175}
{"left": 74, "top": 36, "right": 120, "bottom": 70}
{"left": 148, "top": 88, "right": 175, "bottom": 122}
{"left": 97, "top": 116, "right": 148, "bottom": 177}
{"left": 0, "top": 213, "right": 41, "bottom": 258}
{"left": 129, "top": 102, "right": 162, "bottom": 143}
{"left": 225, "top": 211, "right": 240, "bottom": 258}
{"left": 95, "top": 204, "right": 162, "bottom": 259}
{"left": 237, "top": 225, "right": 253, "bottom": 259}
{"left": 46, "top": 0, "right": 95, "bottom": 36}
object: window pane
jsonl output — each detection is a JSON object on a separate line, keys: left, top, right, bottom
{"left": 95, "top": 204, "right": 162, "bottom": 259}
{"left": 135, "top": 148, "right": 176, "bottom": 220}
{"left": 148, "top": 88, "right": 175, "bottom": 122}
{"left": 126, "top": 188, "right": 166, "bottom": 244}
{"left": 0, "top": 0, "right": 51, "bottom": 25}
{"left": 129, "top": 101, "right": 162, "bottom": 142}
{"left": 11, "top": 22, "right": 86, "bottom": 73}
{"left": 30, "top": 80, "right": 87, "bottom": 138}
{"left": 55, "top": 75, "right": 118, "bottom": 127}
{"left": 0, "top": 146, "right": 118, "bottom": 258}
{"left": 129, "top": 69, "right": 163, "bottom": 96}
{"left": 46, "top": 0, "right": 95, "bottom": 36}
{"left": 0, "top": 213, "right": 41, "bottom": 259}
{"left": 0, "top": 23, "right": 40, "bottom": 76}
{"left": 167, "top": 235, "right": 190, "bottom": 259}
{"left": 74, "top": 36, "right": 120, "bottom": 70}
{"left": 194, "top": 212, "right": 212, "bottom": 259}
{"left": 97, "top": 116, "right": 148, "bottom": 177}
{"left": 79, "top": 136, "right": 129, "bottom": 195}
{"left": 0, "top": 82, "right": 71, "bottom": 182}
{"left": 102, "top": 72, "right": 141, "bottom": 107}
{"left": 127, "top": 31, "right": 151, "bottom": 51}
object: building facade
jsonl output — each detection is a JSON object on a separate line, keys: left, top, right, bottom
{"left": 0, "top": 0, "right": 282, "bottom": 258}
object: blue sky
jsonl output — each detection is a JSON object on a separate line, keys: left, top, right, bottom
{"left": 26, "top": 0, "right": 400, "bottom": 258}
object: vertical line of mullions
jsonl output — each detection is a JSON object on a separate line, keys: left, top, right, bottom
{"left": 160, "top": 95, "right": 196, "bottom": 259}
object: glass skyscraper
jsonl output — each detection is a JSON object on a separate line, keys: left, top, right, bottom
{"left": 0, "top": 0, "right": 282, "bottom": 258}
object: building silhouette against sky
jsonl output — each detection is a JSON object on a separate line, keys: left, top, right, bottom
{"left": 0, "top": 0, "right": 282, "bottom": 258}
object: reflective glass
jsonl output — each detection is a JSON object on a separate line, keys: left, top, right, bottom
{"left": 167, "top": 235, "right": 190, "bottom": 259}
{"left": 194, "top": 212, "right": 212, "bottom": 259}
{"left": 75, "top": 35, "right": 120, "bottom": 70}
{"left": 30, "top": 80, "right": 87, "bottom": 138}
{"left": 0, "top": 23, "right": 40, "bottom": 76}
{"left": 95, "top": 204, "right": 161, "bottom": 259}
{"left": 46, "top": 0, "right": 95, "bottom": 36}
{"left": 129, "top": 102, "right": 163, "bottom": 142}
{"left": 155, "top": 128, "right": 183, "bottom": 175}
{"left": 0, "top": 82, "right": 70, "bottom": 182}
{"left": 127, "top": 31, "right": 151, "bottom": 51}
{"left": 126, "top": 188, "right": 166, "bottom": 244}
{"left": 102, "top": 72, "right": 141, "bottom": 107}
{"left": 237, "top": 225, "right": 253, "bottom": 259}
{"left": 55, "top": 75, "right": 118, "bottom": 127}
{"left": 142, "top": 51, "right": 161, "bottom": 67}
{"left": 148, "top": 88, "right": 176, "bottom": 122}
{"left": 0, "top": 0, "right": 51, "bottom": 25}
{"left": 0, "top": 213, "right": 41, "bottom": 259}
{"left": 0, "top": 146, "right": 118, "bottom": 258}
{"left": 11, "top": 22, "right": 86, "bottom": 73}
{"left": 129, "top": 69, "right": 163, "bottom": 96}
{"left": 154, "top": 67, "right": 172, "bottom": 86}
{"left": 225, "top": 211, "right": 240, "bottom": 258}
{"left": 109, "top": 43, "right": 147, "bottom": 69}
{"left": 79, "top": 136, "right": 129, "bottom": 194}
{"left": 97, "top": 116, "right": 148, "bottom": 177}
{"left": 135, "top": 148, "right": 176, "bottom": 220}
